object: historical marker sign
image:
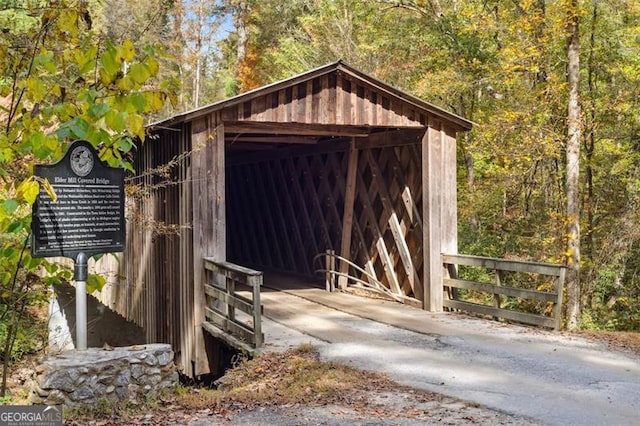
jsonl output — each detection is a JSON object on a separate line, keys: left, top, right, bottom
{"left": 31, "top": 140, "right": 125, "bottom": 259}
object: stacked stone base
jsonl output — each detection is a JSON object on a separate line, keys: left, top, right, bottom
{"left": 31, "top": 344, "right": 178, "bottom": 407}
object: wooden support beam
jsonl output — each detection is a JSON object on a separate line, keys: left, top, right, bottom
{"left": 192, "top": 118, "right": 226, "bottom": 376}
{"left": 263, "top": 161, "right": 297, "bottom": 271}
{"left": 326, "top": 152, "right": 371, "bottom": 284}
{"left": 365, "top": 149, "right": 422, "bottom": 297}
{"left": 224, "top": 120, "right": 372, "bottom": 137}
{"left": 226, "top": 135, "right": 319, "bottom": 144}
{"left": 355, "top": 128, "right": 424, "bottom": 150}
{"left": 441, "top": 127, "right": 458, "bottom": 261}
{"left": 310, "top": 153, "right": 344, "bottom": 246}
{"left": 297, "top": 155, "right": 333, "bottom": 251}
{"left": 284, "top": 157, "right": 320, "bottom": 265}
{"left": 356, "top": 159, "right": 403, "bottom": 296}
{"left": 338, "top": 139, "right": 358, "bottom": 289}
{"left": 423, "top": 119, "right": 443, "bottom": 312}
{"left": 226, "top": 139, "right": 350, "bottom": 166}
{"left": 272, "top": 158, "right": 312, "bottom": 274}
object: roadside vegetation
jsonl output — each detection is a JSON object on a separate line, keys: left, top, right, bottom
{"left": 63, "top": 345, "right": 403, "bottom": 425}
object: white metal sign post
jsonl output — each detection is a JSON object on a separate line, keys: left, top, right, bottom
{"left": 74, "top": 252, "right": 88, "bottom": 350}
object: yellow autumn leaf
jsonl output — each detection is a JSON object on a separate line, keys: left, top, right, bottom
{"left": 41, "top": 178, "right": 58, "bottom": 202}
{"left": 119, "top": 39, "right": 136, "bottom": 63}
{"left": 17, "top": 178, "right": 40, "bottom": 204}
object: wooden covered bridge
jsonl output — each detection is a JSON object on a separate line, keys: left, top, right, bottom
{"left": 93, "top": 61, "right": 565, "bottom": 378}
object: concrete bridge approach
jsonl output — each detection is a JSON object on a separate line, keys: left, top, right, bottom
{"left": 254, "top": 274, "right": 640, "bottom": 426}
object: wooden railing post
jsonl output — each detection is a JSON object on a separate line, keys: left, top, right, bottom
{"left": 325, "top": 249, "right": 335, "bottom": 292}
{"left": 493, "top": 270, "right": 503, "bottom": 321}
{"left": 226, "top": 276, "right": 235, "bottom": 322}
{"left": 554, "top": 268, "right": 566, "bottom": 331}
{"left": 252, "top": 273, "right": 263, "bottom": 347}
{"left": 494, "top": 270, "right": 503, "bottom": 310}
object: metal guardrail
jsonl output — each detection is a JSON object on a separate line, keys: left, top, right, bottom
{"left": 202, "top": 258, "right": 263, "bottom": 352}
{"left": 442, "top": 254, "right": 566, "bottom": 330}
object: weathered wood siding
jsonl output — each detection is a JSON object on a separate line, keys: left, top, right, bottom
{"left": 220, "top": 71, "right": 427, "bottom": 127}
{"left": 94, "top": 122, "right": 195, "bottom": 374}
{"left": 190, "top": 114, "right": 225, "bottom": 376}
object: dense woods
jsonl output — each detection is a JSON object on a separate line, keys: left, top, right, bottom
{"left": 102, "top": 0, "right": 640, "bottom": 330}
{"left": 1, "top": 0, "right": 639, "bottom": 374}
{"left": 0, "top": 0, "right": 171, "bottom": 394}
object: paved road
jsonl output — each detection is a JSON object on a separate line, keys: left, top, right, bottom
{"left": 257, "top": 285, "right": 640, "bottom": 426}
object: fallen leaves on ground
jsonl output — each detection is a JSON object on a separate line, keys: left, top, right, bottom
{"left": 64, "top": 344, "right": 436, "bottom": 425}
{"left": 579, "top": 330, "right": 640, "bottom": 355}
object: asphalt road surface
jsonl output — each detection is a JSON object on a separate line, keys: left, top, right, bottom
{"left": 259, "top": 285, "right": 640, "bottom": 426}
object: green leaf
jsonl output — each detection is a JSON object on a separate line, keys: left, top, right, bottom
{"left": 43, "top": 262, "right": 58, "bottom": 274}
{"left": 88, "top": 102, "right": 109, "bottom": 119}
{"left": 86, "top": 274, "right": 106, "bottom": 293}
{"left": 68, "top": 118, "right": 89, "bottom": 139}
{"left": 25, "top": 77, "right": 46, "bottom": 102}
{"left": 24, "top": 256, "right": 41, "bottom": 269}
{"left": 99, "top": 42, "right": 120, "bottom": 84}
{"left": 116, "top": 75, "right": 134, "bottom": 91}
{"left": 99, "top": 147, "right": 116, "bottom": 166}
{"left": 0, "top": 273, "right": 11, "bottom": 287}
{"left": 144, "top": 92, "right": 165, "bottom": 112}
{"left": 77, "top": 45, "right": 98, "bottom": 75}
{"left": 116, "top": 137, "right": 134, "bottom": 154}
{"left": 144, "top": 56, "right": 159, "bottom": 77}
{"left": 2, "top": 199, "right": 18, "bottom": 214}
{"left": 31, "top": 133, "right": 56, "bottom": 159}
{"left": 34, "top": 50, "right": 56, "bottom": 74}
{"left": 123, "top": 161, "right": 135, "bottom": 174}
{"left": 128, "top": 62, "right": 151, "bottom": 85}
{"left": 128, "top": 93, "right": 146, "bottom": 112}
{"left": 7, "top": 221, "right": 23, "bottom": 233}
{"left": 105, "top": 110, "right": 125, "bottom": 132}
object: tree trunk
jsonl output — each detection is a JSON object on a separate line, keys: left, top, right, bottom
{"left": 235, "top": 1, "right": 248, "bottom": 68}
{"left": 193, "top": 0, "right": 205, "bottom": 108}
{"left": 582, "top": 0, "right": 598, "bottom": 307}
{"left": 565, "top": 0, "right": 582, "bottom": 330}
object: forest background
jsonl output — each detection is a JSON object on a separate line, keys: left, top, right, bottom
{"left": 1, "top": 0, "right": 639, "bottom": 375}
{"left": 110, "top": 0, "right": 640, "bottom": 331}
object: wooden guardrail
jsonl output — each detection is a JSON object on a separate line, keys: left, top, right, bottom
{"left": 442, "top": 254, "right": 566, "bottom": 330}
{"left": 202, "top": 258, "right": 263, "bottom": 353}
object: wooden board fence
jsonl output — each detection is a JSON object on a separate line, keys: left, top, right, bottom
{"left": 442, "top": 254, "right": 566, "bottom": 330}
{"left": 202, "top": 258, "right": 263, "bottom": 353}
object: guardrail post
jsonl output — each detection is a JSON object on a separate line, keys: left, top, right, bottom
{"left": 226, "top": 276, "right": 235, "bottom": 322}
{"left": 554, "top": 268, "right": 566, "bottom": 331}
{"left": 252, "top": 274, "right": 263, "bottom": 347}
{"left": 325, "top": 249, "right": 335, "bottom": 292}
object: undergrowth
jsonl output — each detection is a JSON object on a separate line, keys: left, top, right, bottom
{"left": 64, "top": 344, "right": 397, "bottom": 424}
{"left": 178, "top": 344, "right": 394, "bottom": 410}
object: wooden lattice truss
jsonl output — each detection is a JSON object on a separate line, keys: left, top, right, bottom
{"left": 227, "top": 139, "right": 424, "bottom": 303}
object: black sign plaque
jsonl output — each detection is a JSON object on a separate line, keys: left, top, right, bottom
{"left": 31, "top": 140, "right": 125, "bottom": 259}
